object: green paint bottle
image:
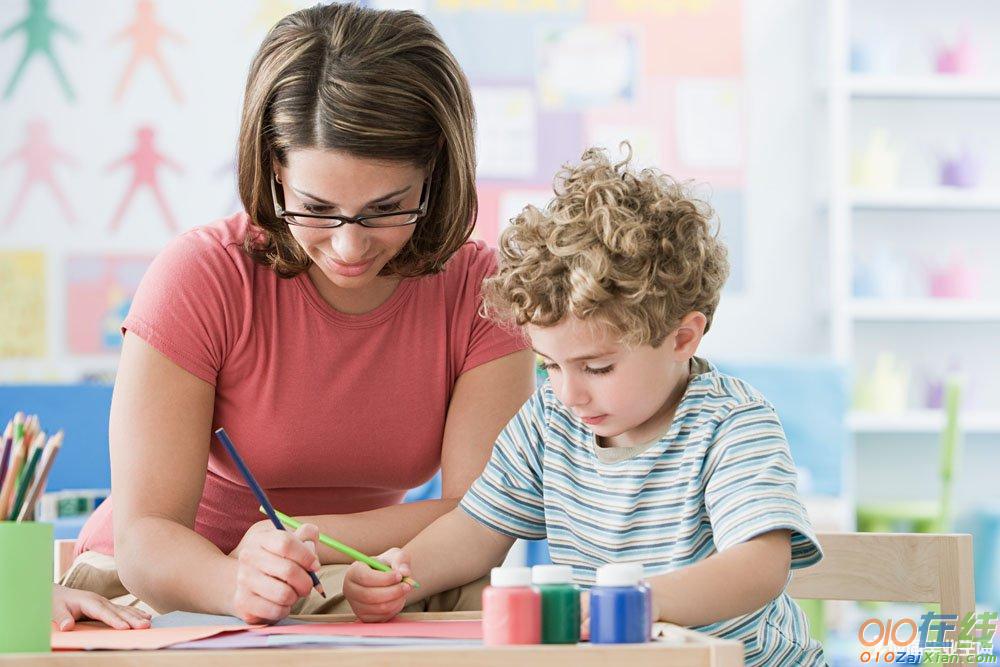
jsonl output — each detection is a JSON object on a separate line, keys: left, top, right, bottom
{"left": 532, "top": 564, "right": 580, "bottom": 644}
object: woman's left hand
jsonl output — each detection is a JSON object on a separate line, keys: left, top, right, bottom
{"left": 53, "top": 584, "right": 152, "bottom": 631}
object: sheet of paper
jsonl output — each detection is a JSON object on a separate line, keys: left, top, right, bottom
{"left": 51, "top": 623, "right": 261, "bottom": 650}
{"left": 170, "top": 632, "right": 274, "bottom": 650}
{"left": 266, "top": 634, "right": 482, "bottom": 647}
{"left": 252, "top": 618, "right": 483, "bottom": 640}
{"left": 152, "top": 610, "right": 308, "bottom": 628}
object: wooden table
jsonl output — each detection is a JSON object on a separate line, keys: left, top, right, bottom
{"left": 3, "top": 612, "right": 745, "bottom": 666}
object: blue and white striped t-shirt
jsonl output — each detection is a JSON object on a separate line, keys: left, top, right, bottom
{"left": 460, "top": 357, "right": 826, "bottom": 666}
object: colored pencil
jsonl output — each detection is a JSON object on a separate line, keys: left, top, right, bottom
{"left": 213, "top": 428, "right": 326, "bottom": 598}
{"left": 8, "top": 443, "right": 43, "bottom": 521}
{"left": 0, "top": 414, "right": 26, "bottom": 518}
{"left": 0, "top": 421, "right": 13, "bottom": 495}
{"left": 18, "top": 431, "right": 62, "bottom": 522}
{"left": 265, "top": 507, "right": 420, "bottom": 589}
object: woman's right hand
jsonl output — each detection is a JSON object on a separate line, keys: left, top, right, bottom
{"left": 342, "top": 547, "right": 413, "bottom": 623}
{"left": 231, "top": 522, "right": 322, "bottom": 624}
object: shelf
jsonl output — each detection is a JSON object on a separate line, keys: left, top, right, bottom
{"left": 849, "top": 299, "right": 1000, "bottom": 322}
{"left": 850, "top": 410, "right": 1000, "bottom": 434}
{"left": 851, "top": 188, "right": 1000, "bottom": 211}
{"left": 847, "top": 75, "right": 1000, "bottom": 99}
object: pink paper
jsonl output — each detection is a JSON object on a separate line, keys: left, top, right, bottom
{"left": 52, "top": 623, "right": 261, "bottom": 651}
{"left": 252, "top": 618, "right": 483, "bottom": 640}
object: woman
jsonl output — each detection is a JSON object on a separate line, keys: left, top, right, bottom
{"left": 65, "top": 3, "right": 534, "bottom": 624}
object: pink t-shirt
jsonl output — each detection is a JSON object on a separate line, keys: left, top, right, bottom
{"left": 76, "top": 213, "right": 528, "bottom": 556}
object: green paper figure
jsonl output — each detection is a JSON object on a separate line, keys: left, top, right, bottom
{"left": 2, "top": 0, "right": 78, "bottom": 102}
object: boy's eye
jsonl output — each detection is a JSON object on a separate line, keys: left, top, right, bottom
{"left": 541, "top": 363, "right": 560, "bottom": 372}
{"left": 585, "top": 365, "right": 614, "bottom": 375}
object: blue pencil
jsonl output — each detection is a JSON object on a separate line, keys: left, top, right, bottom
{"left": 0, "top": 425, "right": 13, "bottom": 494}
{"left": 213, "top": 427, "right": 326, "bottom": 598}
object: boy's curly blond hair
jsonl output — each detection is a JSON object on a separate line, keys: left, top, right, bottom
{"left": 482, "top": 145, "right": 730, "bottom": 348}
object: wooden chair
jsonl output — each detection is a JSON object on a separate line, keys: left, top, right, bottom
{"left": 789, "top": 532, "right": 976, "bottom": 620}
{"left": 54, "top": 538, "right": 77, "bottom": 582}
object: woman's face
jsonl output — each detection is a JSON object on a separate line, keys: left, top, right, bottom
{"left": 276, "top": 149, "right": 425, "bottom": 294}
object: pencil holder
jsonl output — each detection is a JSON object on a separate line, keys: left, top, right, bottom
{"left": 0, "top": 521, "right": 53, "bottom": 653}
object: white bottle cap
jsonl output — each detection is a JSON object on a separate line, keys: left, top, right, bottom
{"left": 595, "top": 562, "right": 645, "bottom": 587}
{"left": 532, "top": 564, "right": 573, "bottom": 585}
{"left": 491, "top": 566, "right": 532, "bottom": 587}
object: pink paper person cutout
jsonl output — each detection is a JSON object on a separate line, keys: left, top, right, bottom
{"left": 112, "top": 0, "right": 185, "bottom": 104}
{"left": 108, "top": 126, "right": 182, "bottom": 232}
{"left": 2, "top": 118, "right": 77, "bottom": 227}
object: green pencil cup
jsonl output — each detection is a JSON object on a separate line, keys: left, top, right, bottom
{"left": 0, "top": 521, "right": 53, "bottom": 653}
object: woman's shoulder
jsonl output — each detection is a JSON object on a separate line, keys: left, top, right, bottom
{"left": 163, "top": 212, "right": 254, "bottom": 262}
{"left": 150, "top": 212, "right": 263, "bottom": 284}
{"left": 430, "top": 239, "right": 498, "bottom": 293}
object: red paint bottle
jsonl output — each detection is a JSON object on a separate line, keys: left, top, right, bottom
{"left": 482, "top": 566, "right": 541, "bottom": 645}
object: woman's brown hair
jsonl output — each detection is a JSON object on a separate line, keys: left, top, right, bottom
{"left": 237, "top": 2, "right": 477, "bottom": 277}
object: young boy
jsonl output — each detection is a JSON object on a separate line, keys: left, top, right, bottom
{"left": 342, "top": 147, "right": 826, "bottom": 666}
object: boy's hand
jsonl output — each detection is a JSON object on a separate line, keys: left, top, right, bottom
{"left": 53, "top": 584, "right": 152, "bottom": 631}
{"left": 342, "top": 548, "right": 413, "bottom": 623}
{"left": 580, "top": 589, "right": 590, "bottom": 640}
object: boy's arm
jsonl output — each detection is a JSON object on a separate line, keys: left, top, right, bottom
{"left": 342, "top": 507, "right": 514, "bottom": 621}
{"left": 646, "top": 529, "right": 792, "bottom": 627}
{"left": 403, "top": 508, "right": 515, "bottom": 602}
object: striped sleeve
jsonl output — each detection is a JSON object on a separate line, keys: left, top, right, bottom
{"left": 703, "top": 401, "right": 822, "bottom": 569}
{"left": 459, "top": 390, "right": 547, "bottom": 540}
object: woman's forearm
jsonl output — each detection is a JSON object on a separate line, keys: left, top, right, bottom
{"left": 116, "top": 516, "right": 238, "bottom": 615}
{"left": 647, "top": 530, "right": 792, "bottom": 627}
{"left": 298, "top": 498, "right": 461, "bottom": 564}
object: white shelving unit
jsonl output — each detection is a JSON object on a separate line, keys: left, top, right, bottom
{"left": 827, "top": 1, "right": 1000, "bottom": 435}
{"left": 849, "top": 299, "right": 1000, "bottom": 322}
{"left": 849, "top": 410, "right": 1000, "bottom": 434}
{"left": 850, "top": 188, "right": 1000, "bottom": 210}
{"left": 848, "top": 75, "right": 1000, "bottom": 99}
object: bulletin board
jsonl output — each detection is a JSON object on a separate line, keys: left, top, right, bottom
{"left": 0, "top": 0, "right": 745, "bottom": 378}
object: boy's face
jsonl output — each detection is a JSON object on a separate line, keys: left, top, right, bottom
{"left": 528, "top": 314, "right": 704, "bottom": 448}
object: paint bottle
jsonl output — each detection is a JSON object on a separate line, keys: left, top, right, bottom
{"left": 482, "top": 566, "right": 541, "bottom": 645}
{"left": 532, "top": 564, "right": 580, "bottom": 644}
{"left": 589, "top": 563, "right": 651, "bottom": 644}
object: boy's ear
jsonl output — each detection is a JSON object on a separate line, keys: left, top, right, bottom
{"left": 673, "top": 311, "right": 707, "bottom": 358}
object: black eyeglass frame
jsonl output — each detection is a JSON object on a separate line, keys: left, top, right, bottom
{"left": 270, "top": 174, "right": 429, "bottom": 229}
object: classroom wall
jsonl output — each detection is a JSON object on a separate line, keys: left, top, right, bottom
{"left": 0, "top": 0, "right": 832, "bottom": 384}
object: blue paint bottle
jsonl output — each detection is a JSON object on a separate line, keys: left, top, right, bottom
{"left": 589, "top": 563, "right": 650, "bottom": 644}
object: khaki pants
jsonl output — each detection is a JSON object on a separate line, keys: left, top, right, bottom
{"left": 60, "top": 551, "right": 487, "bottom": 617}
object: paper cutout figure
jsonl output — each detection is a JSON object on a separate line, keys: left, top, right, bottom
{"left": 2, "top": 118, "right": 77, "bottom": 227}
{"left": 2, "top": 0, "right": 77, "bottom": 101}
{"left": 112, "top": 0, "right": 185, "bottom": 104}
{"left": 108, "top": 126, "right": 182, "bottom": 232}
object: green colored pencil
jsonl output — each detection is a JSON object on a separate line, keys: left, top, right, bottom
{"left": 9, "top": 446, "right": 42, "bottom": 521}
{"left": 261, "top": 506, "right": 420, "bottom": 589}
